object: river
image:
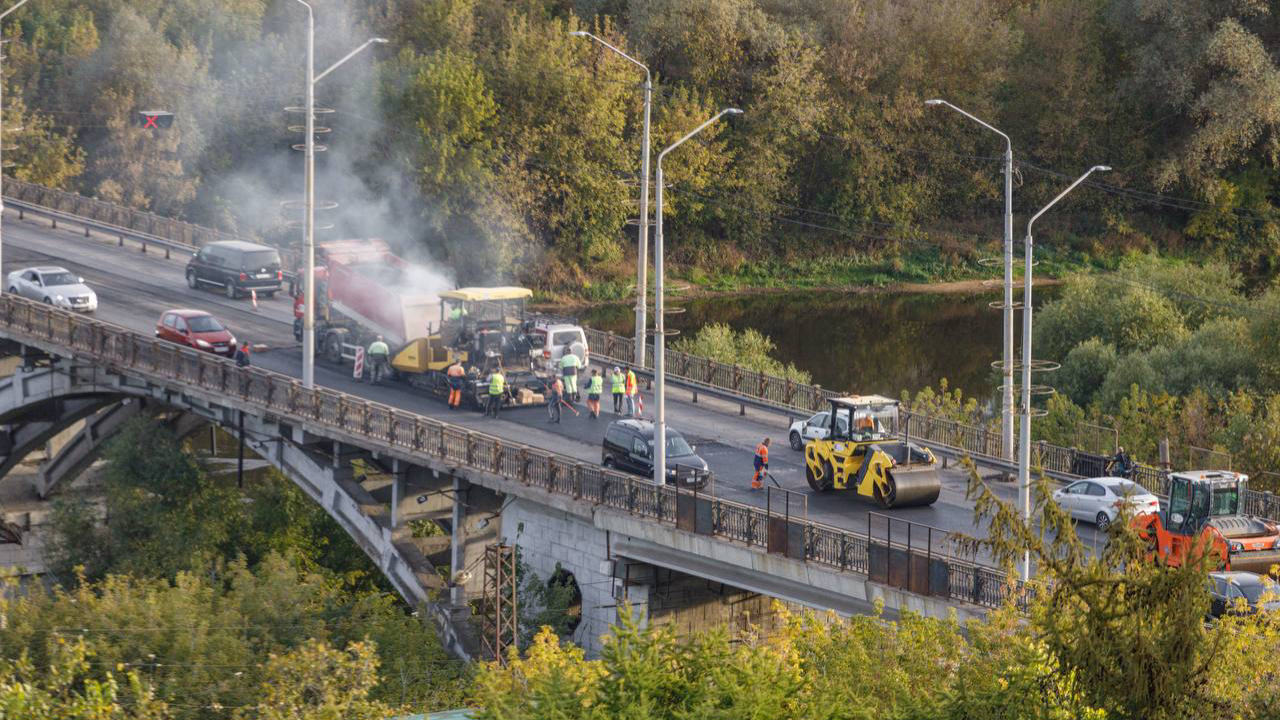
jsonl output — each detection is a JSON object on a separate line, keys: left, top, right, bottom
{"left": 576, "top": 288, "right": 1059, "bottom": 404}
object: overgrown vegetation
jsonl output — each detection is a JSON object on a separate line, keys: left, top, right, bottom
{"left": 6, "top": 1, "right": 1280, "bottom": 294}
{"left": 14, "top": 417, "right": 472, "bottom": 717}
{"left": 899, "top": 254, "right": 1280, "bottom": 490}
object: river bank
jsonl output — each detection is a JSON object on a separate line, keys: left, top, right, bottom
{"left": 532, "top": 274, "right": 1063, "bottom": 313}
{"left": 532, "top": 245, "right": 1089, "bottom": 309}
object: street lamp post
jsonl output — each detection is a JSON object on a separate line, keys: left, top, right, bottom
{"left": 0, "top": 0, "right": 32, "bottom": 287}
{"left": 293, "top": 0, "right": 385, "bottom": 389}
{"left": 653, "top": 108, "right": 742, "bottom": 486}
{"left": 1018, "top": 164, "right": 1110, "bottom": 581}
{"left": 570, "top": 31, "right": 652, "bottom": 367}
{"left": 925, "top": 99, "right": 1014, "bottom": 467}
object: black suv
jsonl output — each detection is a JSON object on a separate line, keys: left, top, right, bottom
{"left": 186, "top": 241, "right": 283, "bottom": 299}
{"left": 602, "top": 419, "right": 711, "bottom": 489}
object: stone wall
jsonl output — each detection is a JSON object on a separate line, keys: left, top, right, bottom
{"left": 500, "top": 497, "right": 628, "bottom": 656}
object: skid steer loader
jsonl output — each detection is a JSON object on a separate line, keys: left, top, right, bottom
{"left": 803, "top": 395, "right": 941, "bottom": 509}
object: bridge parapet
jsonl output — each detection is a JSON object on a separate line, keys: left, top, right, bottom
{"left": 0, "top": 294, "right": 1024, "bottom": 613}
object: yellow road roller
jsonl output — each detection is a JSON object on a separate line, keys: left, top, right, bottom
{"left": 803, "top": 395, "right": 941, "bottom": 509}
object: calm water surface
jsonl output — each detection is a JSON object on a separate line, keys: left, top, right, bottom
{"left": 576, "top": 288, "right": 1059, "bottom": 404}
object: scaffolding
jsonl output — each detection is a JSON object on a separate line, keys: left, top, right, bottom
{"left": 481, "top": 544, "right": 518, "bottom": 663}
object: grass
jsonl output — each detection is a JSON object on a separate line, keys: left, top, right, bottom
{"left": 528, "top": 238, "right": 1130, "bottom": 304}
{"left": 678, "top": 245, "right": 1110, "bottom": 294}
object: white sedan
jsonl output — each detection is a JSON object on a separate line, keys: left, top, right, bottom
{"left": 1052, "top": 477, "right": 1160, "bottom": 531}
{"left": 787, "top": 411, "right": 849, "bottom": 450}
{"left": 6, "top": 266, "right": 97, "bottom": 312}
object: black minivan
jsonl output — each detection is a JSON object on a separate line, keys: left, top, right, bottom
{"left": 186, "top": 241, "right": 283, "bottom": 299}
{"left": 601, "top": 419, "right": 711, "bottom": 489}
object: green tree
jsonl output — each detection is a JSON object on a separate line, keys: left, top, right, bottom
{"left": 0, "top": 554, "right": 470, "bottom": 719}
{"left": 672, "top": 322, "right": 810, "bottom": 383}
{"left": 239, "top": 640, "right": 392, "bottom": 720}
{"left": 1034, "top": 273, "right": 1186, "bottom": 361}
{"left": 0, "top": 638, "right": 171, "bottom": 720}
{"left": 1056, "top": 338, "right": 1118, "bottom": 408}
{"left": 962, "top": 463, "right": 1232, "bottom": 720}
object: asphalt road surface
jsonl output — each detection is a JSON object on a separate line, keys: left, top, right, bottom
{"left": 2, "top": 209, "right": 1107, "bottom": 561}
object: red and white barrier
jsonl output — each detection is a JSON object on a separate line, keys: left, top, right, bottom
{"left": 353, "top": 346, "right": 365, "bottom": 380}
{"left": 250, "top": 289, "right": 258, "bottom": 310}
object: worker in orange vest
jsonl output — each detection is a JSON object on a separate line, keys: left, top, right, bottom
{"left": 751, "top": 438, "right": 771, "bottom": 491}
{"left": 446, "top": 359, "right": 466, "bottom": 409}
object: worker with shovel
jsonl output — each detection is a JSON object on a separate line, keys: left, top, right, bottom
{"left": 546, "top": 375, "right": 564, "bottom": 423}
{"left": 544, "top": 375, "right": 577, "bottom": 423}
{"left": 751, "top": 438, "right": 771, "bottom": 491}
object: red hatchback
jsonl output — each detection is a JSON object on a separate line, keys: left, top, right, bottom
{"left": 155, "top": 309, "right": 236, "bottom": 357}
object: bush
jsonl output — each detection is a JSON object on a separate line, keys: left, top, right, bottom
{"left": 1056, "top": 338, "right": 1118, "bottom": 408}
{"left": 672, "top": 322, "right": 811, "bottom": 383}
{"left": 1034, "top": 273, "right": 1186, "bottom": 361}
{"left": 0, "top": 554, "right": 471, "bottom": 718}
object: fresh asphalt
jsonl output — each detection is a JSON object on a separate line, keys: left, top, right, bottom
{"left": 2, "top": 209, "right": 1105, "bottom": 560}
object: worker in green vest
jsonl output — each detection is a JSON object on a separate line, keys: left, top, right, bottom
{"left": 586, "top": 369, "right": 604, "bottom": 419}
{"left": 610, "top": 367, "right": 625, "bottom": 414}
{"left": 560, "top": 351, "right": 582, "bottom": 402}
{"left": 367, "top": 335, "right": 390, "bottom": 385}
{"left": 486, "top": 366, "right": 505, "bottom": 418}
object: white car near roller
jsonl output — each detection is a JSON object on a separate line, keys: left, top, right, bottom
{"left": 1051, "top": 476, "right": 1160, "bottom": 531}
{"left": 6, "top": 266, "right": 97, "bottom": 312}
{"left": 788, "top": 410, "right": 849, "bottom": 450}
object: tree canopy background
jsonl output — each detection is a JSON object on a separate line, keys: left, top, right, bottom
{"left": 5, "top": 0, "right": 1280, "bottom": 292}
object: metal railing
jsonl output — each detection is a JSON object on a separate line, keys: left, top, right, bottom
{"left": 0, "top": 294, "right": 1021, "bottom": 610}
{"left": 4, "top": 178, "right": 253, "bottom": 251}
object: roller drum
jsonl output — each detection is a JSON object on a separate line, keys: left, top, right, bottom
{"left": 878, "top": 466, "right": 941, "bottom": 509}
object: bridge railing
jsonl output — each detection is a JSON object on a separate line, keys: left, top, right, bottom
{"left": 0, "top": 294, "right": 1025, "bottom": 611}
{"left": 4, "top": 178, "right": 252, "bottom": 250}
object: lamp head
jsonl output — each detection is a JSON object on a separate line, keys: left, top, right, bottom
{"left": 725, "top": 108, "right": 744, "bottom": 115}
{"left": 1093, "top": 165, "right": 1112, "bottom": 172}
{"left": 371, "top": 38, "right": 389, "bottom": 44}
{"left": 924, "top": 99, "right": 944, "bottom": 106}
{"left": 570, "top": 31, "right": 589, "bottom": 37}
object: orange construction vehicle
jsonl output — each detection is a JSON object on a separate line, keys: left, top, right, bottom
{"left": 1132, "top": 470, "right": 1280, "bottom": 575}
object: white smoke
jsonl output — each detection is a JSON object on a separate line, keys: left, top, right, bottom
{"left": 190, "top": 0, "right": 457, "bottom": 293}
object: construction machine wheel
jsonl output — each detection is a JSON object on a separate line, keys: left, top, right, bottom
{"left": 874, "top": 468, "right": 941, "bottom": 509}
{"left": 323, "top": 331, "right": 346, "bottom": 364}
{"left": 806, "top": 460, "right": 832, "bottom": 493}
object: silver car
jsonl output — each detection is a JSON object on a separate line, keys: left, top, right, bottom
{"left": 6, "top": 266, "right": 97, "bottom": 312}
{"left": 1052, "top": 476, "right": 1161, "bottom": 530}
{"left": 787, "top": 411, "right": 850, "bottom": 450}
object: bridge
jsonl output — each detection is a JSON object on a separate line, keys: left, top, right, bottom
{"left": 5, "top": 184, "right": 1277, "bottom": 657}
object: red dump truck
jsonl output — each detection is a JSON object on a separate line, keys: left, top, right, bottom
{"left": 293, "top": 239, "right": 565, "bottom": 408}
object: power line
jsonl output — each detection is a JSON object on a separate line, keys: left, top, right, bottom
{"left": 1020, "top": 161, "right": 1280, "bottom": 223}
